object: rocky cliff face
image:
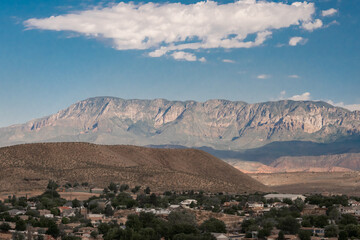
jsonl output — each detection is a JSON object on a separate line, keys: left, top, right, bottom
{"left": 1, "top": 97, "right": 359, "bottom": 149}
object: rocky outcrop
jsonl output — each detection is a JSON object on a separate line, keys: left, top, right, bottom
{"left": 0, "top": 97, "right": 359, "bottom": 149}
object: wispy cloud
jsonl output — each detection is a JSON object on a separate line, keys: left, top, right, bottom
{"left": 289, "top": 36, "right": 308, "bottom": 46}
{"left": 327, "top": 100, "right": 360, "bottom": 111}
{"left": 257, "top": 74, "right": 270, "bottom": 79}
{"left": 25, "top": 0, "right": 318, "bottom": 60}
{"left": 222, "top": 59, "right": 235, "bottom": 63}
{"left": 288, "top": 74, "right": 300, "bottom": 78}
{"left": 274, "top": 92, "right": 359, "bottom": 111}
{"left": 322, "top": 8, "right": 338, "bottom": 17}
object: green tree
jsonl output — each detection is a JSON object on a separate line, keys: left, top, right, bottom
{"left": 131, "top": 186, "right": 141, "bottom": 194}
{"left": 126, "top": 214, "right": 142, "bottom": 231}
{"left": 90, "top": 230, "right": 99, "bottom": 239}
{"left": 200, "top": 218, "right": 226, "bottom": 233}
{"left": 108, "top": 182, "right": 118, "bottom": 193}
{"left": 313, "top": 215, "right": 328, "bottom": 228}
{"left": 47, "top": 180, "right": 59, "bottom": 191}
{"left": 120, "top": 184, "right": 129, "bottom": 192}
{"left": 0, "top": 222, "right": 11, "bottom": 232}
{"left": 338, "top": 230, "right": 348, "bottom": 240}
{"left": 61, "top": 217, "right": 70, "bottom": 224}
{"left": 15, "top": 219, "right": 27, "bottom": 231}
{"left": 298, "top": 230, "right": 312, "bottom": 240}
{"left": 149, "top": 193, "right": 158, "bottom": 206}
{"left": 282, "top": 198, "right": 293, "bottom": 205}
{"left": 277, "top": 216, "right": 300, "bottom": 234}
{"left": 46, "top": 223, "right": 60, "bottom": 238}
{"left": 324, "top": 225, "right": 338, "bottom": 237}
{"left": 104, "top": 205, "right": 114, "bottom": 217}
{"left": 97, "top": 223, "right": 111, "bottom": 235}
{"left": 72, "top": 199, "right": 81, "bottom": 208}
{"left": 345, "top": 224, "right": 360, "bottom": 238}
{"left": 340, "top": 214, "right": 358, "bottom": 226}
{"left": 328, "top": 207, "right": 341, "bottom": 222}
{"left": 168, "top": 211, "right": 196, "bottom": 226}
{"left": 144, "top": 187, "right": 151, "bottom": 194}
{"left": 277, "top": 231, "right": 285, "bottom": 240}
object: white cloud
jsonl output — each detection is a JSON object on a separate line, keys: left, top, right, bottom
{"left": 289, "top": 36, "right": 308, "bottom": 46}
{"left": 322, "top": 8, "right": 338, "bottom": 17}
{"left": 288, "top": 74, "right": 300, "bottom": 78}
{"left": 289, "top": 92, "right": 311, "bottom": 101}
{"left": 171, "top": 51, "right": 197, "bottom": 62}
{"left": 199, "top": 57, "right": 207, "bottom": 63}
{"left": 222, "top": 59, "right": 235, "bottom": 63}
{"left": 257, "top": 74, "right": 270, "bottom": 79}
{"left": 327, "top": 100, "right": 360, "bottom": 111}
{"left": 302, "top": 19, "right": 323, "bottom": 31}
{"left": 25, "top": 0, "right": 317, "bottom": 59}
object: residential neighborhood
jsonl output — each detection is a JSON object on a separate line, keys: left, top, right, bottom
{"left": 0, "top": 181, "right": 359, "bottom": 240}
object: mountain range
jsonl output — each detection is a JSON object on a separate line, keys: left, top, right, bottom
{"left": 1, "top": 96, "right": 360, "bottom": 173}
{"left": 1, "top": 97, "right": 360, "bottom": 149}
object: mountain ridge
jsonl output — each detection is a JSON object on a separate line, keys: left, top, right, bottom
{"left": 1, "top": 96, "right": 359, "bottom": 150}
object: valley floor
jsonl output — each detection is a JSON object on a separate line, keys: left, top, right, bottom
{"left": 250, "top": 171, "right": 360, "bottom": 196}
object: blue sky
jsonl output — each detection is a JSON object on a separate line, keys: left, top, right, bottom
{"left": 0, "top": 0, "right": 359, "bottom": 127}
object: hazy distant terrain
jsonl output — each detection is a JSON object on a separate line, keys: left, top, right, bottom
{"left": 251, "top": 172, "right": 360, "bottom": 196}
{"left": 0, "top": 142, "right": 268, "bottom": 193}
{"left": 1, "top": 97, "right": 359, "bottom": 150}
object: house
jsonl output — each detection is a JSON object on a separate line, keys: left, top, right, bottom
{"left": 135, "top": 208, "right": 171, "bottom": 216}
{"left": 227, "top": 233, "right": 244, "bottom": 240}
{"left": 7, "top": 209, "right": 26, "bottom": 216}
{"left": 19, "top": 215, "right": 29, "bottom": 221}
{"left": 223, "top": 201, "right": 239, "bottom": 207}
{"left": 39, "top": 209, "right": 51, "bottom": 216}
{"left": 267, "top": 234, "right": 298, "bottom": 240}
{"left": 62, "top": 208, "right": 77, "bottom": 218}
{"left": 87, "top": 214, "right": 105, "bottom": 226}
{"left": 349, "top": 199, "right": 360, "bottom": 207}
{"left": 211, "top": 233, "right": 229, "bottom": 240}
{"left": 169, "top": 204, "right": 180, "bottom": 209}
{"left": 246, "top": 202, "right": 264, "bottom": 209}
{"left": 180, "top": 199, "right": 197, "bottom": 208}
{"left": 302, "top": 205, "right": 327, "bottom": 216}
{"left": 338, "top": 206, "right": 358, "bottom": 215}
{"left": 264, "top": 194, "right": 305, "bottom": 201}
{"left": 58, "top": 206, "right": 72, "bottom": 213}
{"left": 271, "top": 202, "right": 289, "bottom": 209}
{"left": 301, "top": 227, "right": 325, "bottom": 237}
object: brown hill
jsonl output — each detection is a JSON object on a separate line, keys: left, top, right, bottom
{"left": 0, "top": 142, "right": 268, "bottom": 193}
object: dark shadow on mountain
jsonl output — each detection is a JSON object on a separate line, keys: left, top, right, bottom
{"left": 147, "top": 136, "right": 360, "bottom": 165}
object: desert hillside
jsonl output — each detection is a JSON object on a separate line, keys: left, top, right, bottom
{"left": 0, "top": 142, "right": 268, "bottom": 193}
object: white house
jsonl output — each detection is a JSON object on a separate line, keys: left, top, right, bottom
{"left": 264, "top": 194, "right": 306, "bottom": 201}
{"left": 180, "top": 199, "right": 197, "bottom": 208}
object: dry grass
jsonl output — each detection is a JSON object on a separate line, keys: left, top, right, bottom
{"left": 0, "top": 142, "right": 268, "bottom": 194}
